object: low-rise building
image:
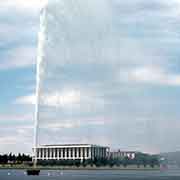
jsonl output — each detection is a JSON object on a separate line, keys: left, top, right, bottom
{"left": 109, "top": 150, "right": 136, "bottom": 160}
{"left": 34, "top": 144, "right": 110, "bottom": 161}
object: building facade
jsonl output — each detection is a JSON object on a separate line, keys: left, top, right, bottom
{"left": 34, "top": 144, "right": 110, "bottom": 161}
{"left": 109, "top": 150, "right": 136, "bottom": 160}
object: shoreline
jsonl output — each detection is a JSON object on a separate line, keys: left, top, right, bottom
{"left": 0, "top": 165, "right": 160, "bottom": 171}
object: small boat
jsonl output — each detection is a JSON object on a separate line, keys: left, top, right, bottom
{"left": 26, "top": 169, "right": 40, "bottom": 176}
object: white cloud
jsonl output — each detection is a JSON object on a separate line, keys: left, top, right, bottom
{"left": 0, "top": 0, "right": 48, "bottom": 12}
{"left": 42, "top": 117, "right": 107, "bottom": 131}
{"left": 0, "top": 46, "right": 36, "bottom": 70}
{"left": 0, "top": 114, "right": 33, "bottom": 122}
{"left": 15, "top": 88, "right": 104, "bottom": 110}
{"left": 43, "top": 122, "right": 77, "bottom": 130}
{"left": 0, "top": 124, "right": 33, "bottom": 154}
{"left": 121, "top": 66, "right": 180, "bottom": 86}
{"left": 14, "top": 90, "right": 81, "bottom": 107}
{"left": 15, "top": 94, "right": 36, "bottom": 105}
{"left": 41, "top": 90, "right": 81, "bottom": 108}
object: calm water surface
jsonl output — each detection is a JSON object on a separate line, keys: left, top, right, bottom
{"left": 1, "top": 169, "right": 180, "bottom": 180}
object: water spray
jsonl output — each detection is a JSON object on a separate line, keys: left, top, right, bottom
{"left": 33, "top": 1, "right": 48, "bottom": 170}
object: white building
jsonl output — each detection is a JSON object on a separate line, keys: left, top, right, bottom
{"left": 109, "top": 150, "right": 136, "bottom": 160}
{"left": 34, "top": 144, "right": 110, "bottom": 161}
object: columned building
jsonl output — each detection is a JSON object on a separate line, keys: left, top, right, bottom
{"left": 34, "top": 144, "right": 110, "bottom": 161}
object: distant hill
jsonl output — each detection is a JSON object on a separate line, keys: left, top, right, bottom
{"left": 160, "top": 151, "right": 180, "bottom": 166}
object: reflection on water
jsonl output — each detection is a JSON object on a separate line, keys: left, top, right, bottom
{"left": 1, "top": 170, "right": 180, "bottom": 180}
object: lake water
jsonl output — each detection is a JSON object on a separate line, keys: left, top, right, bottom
{"left": 1, "top": 169, "right": 180, "bottom": 180}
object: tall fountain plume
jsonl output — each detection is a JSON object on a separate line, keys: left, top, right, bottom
{"left": 34, "top": 3, "right": 48, "bottom": 166}
{"left": 31, "top": 0, "right": 180, "bottom": 156}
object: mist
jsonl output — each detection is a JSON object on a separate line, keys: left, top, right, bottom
{"left": 36, "top": 0, "right": 180, "bottom": 153}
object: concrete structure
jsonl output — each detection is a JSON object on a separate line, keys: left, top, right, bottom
{"left": 34, "top": 144, "right": 110, "bottom": 161}
{"left": 109, "top": 150, "right": 136, "bottom": 160}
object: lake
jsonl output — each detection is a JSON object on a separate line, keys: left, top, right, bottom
{"left": 1, "top": 169, "right": 180, "bottom": 180}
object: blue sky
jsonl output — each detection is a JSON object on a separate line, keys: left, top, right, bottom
{"left": 0, "top": 0, "right": 180, "bottom": 154}
{"left": 0, "top": 0, "right": 45, "bottom": 154}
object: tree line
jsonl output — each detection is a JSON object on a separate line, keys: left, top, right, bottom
{"left": 0, "top": 152, "right": 159, "bottom": 168}
{"left": 38, "top": 153, "right": 160, "bottom": 168}
{"left": 0, "top": 153, "right": 32, "bottom": 164}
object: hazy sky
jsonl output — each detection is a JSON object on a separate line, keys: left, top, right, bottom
{"left": 0, "top": 0, "right": 180, "bottom": 154}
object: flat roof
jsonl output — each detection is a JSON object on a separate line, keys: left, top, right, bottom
{"left": 39, "top": 144, "right": 109, "bottom": 148}
{"left": 111, "top": 150, "right": 137, "bottom": 153}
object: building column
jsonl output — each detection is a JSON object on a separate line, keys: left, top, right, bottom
{"left": 69, "top": 148, "right": 71, "bottom": 159}
{"left": 72, "top": 148, "right": 75, "bottom": 159}
{"left": 86, "top": 147, "right": 89, "bottom": 159}
{"left": 57, "top": 148, "right": 60, "bottom": 160}
{"left": 61, "top": 148, "right": 63, "bottom": 159}
{"left": 55, "top": 148, "right": 57, "bottom": 159}
{"left": 52, "top": 148, "right": 54, "bottom": 159}
{"left": 42, "top": 148, "right": 44, "bottom": 160}
{"left": 77, "top": 148, "right": 79, "bottom": 159}
{"left": 53, "top": 148, "right": 55, "bottom": 159}
{"left": 51, "top": 148, "right": 53, "bottom": 159}
{"left": 64, "top": 148, "right": 67, "bottom": 159}
{"left": 88, "top": 147, "right": 91, "bottom": 159}
{"left": 84, "top": 147, "right": 87, "bottom": 159}
{"left": 40, "top": 148, "right": 42, "bottom": 159}
{"left": 79, "top": 147, "right": 81, "bottom": 159}
{"left": 46, "top": 148, "right": 48, "bottom": 160}
{"left": 81, "top": 147, "right": 83, "bottom": 161}
{"left": 48, "top": 148, "right": 50, "bottom": 159}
